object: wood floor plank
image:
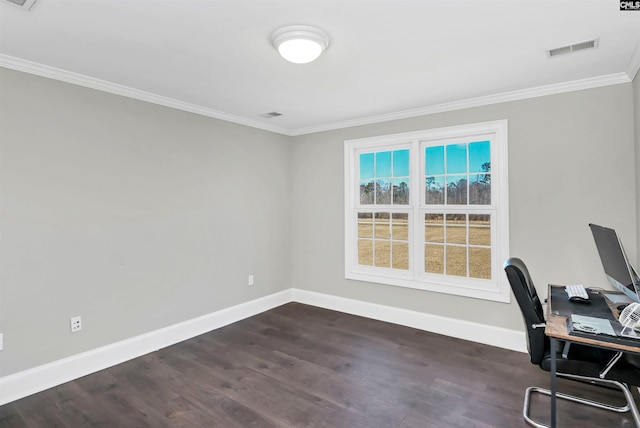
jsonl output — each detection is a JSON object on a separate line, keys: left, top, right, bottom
{"left": 1, "top": 302, "right": 638, "bottom": 427}
{"left": 159, "top": 339, "right": 347, "bottom": 427}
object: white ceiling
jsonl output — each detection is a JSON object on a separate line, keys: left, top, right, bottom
{"left": 1, "top": 0, "right": 639, "bottom": 136}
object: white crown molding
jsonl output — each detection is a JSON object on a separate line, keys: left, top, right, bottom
{"left": 0, "top": 54, "right": 293, "bottom": 136}
{"left": 290, "top": 72, "right": 632, "bottom": 136}
{"left": 0, "top": 287, "right": 525, "bottom": 406}
{"left": 0, "top": 54, "right": 632, "bottom": 137}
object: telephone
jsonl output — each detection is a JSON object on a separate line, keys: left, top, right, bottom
{"left": 619, "top": 302, "right": 640, "bottom": 333}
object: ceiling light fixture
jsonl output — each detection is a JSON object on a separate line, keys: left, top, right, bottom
{"left": 271, "top": 25, "right": 330, "bottom": 64}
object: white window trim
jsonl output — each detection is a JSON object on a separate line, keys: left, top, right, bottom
{"left": 344, "top": 120, "right": 510, "bottom": 303}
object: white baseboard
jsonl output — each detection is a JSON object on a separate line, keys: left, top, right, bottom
{"left": 291, "top": 289, "right": 527, "bottom": 353}
{"left": 0, "top": 288, "right": 525, "bottom": 406}
{"left": 0, "top": 289, "right": 293, "bottom": 406}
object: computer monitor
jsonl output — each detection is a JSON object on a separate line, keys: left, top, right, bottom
{"left": 589, "top": 223, "right": 640, "bottom": 303}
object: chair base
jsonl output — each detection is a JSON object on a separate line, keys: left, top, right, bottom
{"left": 523, "top": 374, "right": 640, "bottom": 428}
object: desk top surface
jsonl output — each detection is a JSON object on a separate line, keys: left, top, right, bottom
{"left": 545, "top": 284, "right": 640, "bottom": 354}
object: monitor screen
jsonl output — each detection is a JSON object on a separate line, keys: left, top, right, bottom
{"left": 589, "top": 223, "right": 640, "bottom": 302}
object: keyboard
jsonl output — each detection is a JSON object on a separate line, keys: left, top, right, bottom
{"left": 565, "top": 284, "right": 589, "bottom": 300}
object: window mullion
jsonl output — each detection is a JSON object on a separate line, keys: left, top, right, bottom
{"left": 410, "top": 139, "right": 421, "bottom": 278}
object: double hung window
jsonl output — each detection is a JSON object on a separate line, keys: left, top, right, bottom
{"left": 344, "top": 120, "right": 510, "bottom": 302}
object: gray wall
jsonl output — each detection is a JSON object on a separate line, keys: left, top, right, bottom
{"left": 1, "top": 67, "right": 638, "bottom": 378}
{"left": 0, "top": 68, "right": 293, "bottom": 376}
{"left": 291, "top": 84, "right": 637, "bottom": 330}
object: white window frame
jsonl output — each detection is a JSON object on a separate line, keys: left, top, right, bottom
{"left": 344, "top": 120, "right": 510, "bottom": 303}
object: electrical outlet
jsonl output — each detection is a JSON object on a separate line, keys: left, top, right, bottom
{"left": 248, "top": 275, "right": 254, "bottom": 286}
{"left": 71, "top": 316, "right": 82, "bottom": 333}
{"left": 0, "top": 333, "right": 3, "bottom": 351}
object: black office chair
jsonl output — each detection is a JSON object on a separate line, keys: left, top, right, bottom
{"left": 504, "top": 257, "right": 640, "bottom": 427}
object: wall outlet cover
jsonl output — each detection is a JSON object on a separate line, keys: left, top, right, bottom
{"left": 71, "top": 316, "right": 82, "bottom": 333}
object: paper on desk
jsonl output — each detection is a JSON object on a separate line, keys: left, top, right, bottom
{"left": 604, "top": 293, "right": 633, "bottom": 304}
{"left": 570, "top": 314, "right": 617, "bottom": 336}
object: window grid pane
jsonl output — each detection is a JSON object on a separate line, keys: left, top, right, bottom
{"left": 469, "top": 247, "right": 491, "bottom": 279}
{"left": 425, "top": 243, "right": 444, "bottom": 274}
{"left": 392, "top": 242, "right": 409, "bottom": 270}
{"left": 425, "top": 141, "right": 491, "bottom": 207}
{"left": 358, "top": 239, "right": 373, "bottom": 266}
{"left": 469, "top": 214, "right": 491, "bottom": 246}
{"left": 446, "top": 245, "right": 467, "bottom": 277}
{"left": 392, "top": 213, "right": 409, "bottom": 241}
{"left": 425, "top": 176, "right": 445, "bottom": 204}
{"left": 357, "top": 211, "right": 410, "bottom": 271}
{"left": 374, "top": 240, "right": 391, "bottom": 268}
{"left": 424, "top": 210, "right": 492, "bottom": 280}
{"left": 359, "top": 149, "right": 410, "bottom": 207}
{"left": 360, "top": 179, "right": 374, "bottom": 204}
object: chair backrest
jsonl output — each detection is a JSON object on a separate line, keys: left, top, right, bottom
{"left": 504, "top": 257, "right": 548, "bottom": 365}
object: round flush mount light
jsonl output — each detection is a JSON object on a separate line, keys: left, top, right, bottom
{"left": 271, "top": 25, "right": 330, "bottom": 64}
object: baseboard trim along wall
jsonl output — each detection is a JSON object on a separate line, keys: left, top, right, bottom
{"left": 292, "top": 289, "right": 526, "bottom": 354}
{"left": 0, "top": 288, "right": 526, "bottom": 406}
{"left": 0, "top": 289, "right": 294, "bottom": 406}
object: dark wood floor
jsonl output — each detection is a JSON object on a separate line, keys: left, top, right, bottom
{"left": 1, "top": 302, "right": 638, "bottom": 427}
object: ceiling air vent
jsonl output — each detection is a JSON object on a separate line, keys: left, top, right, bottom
{"left": 547, "top": 39, "right": 599, "bottom": 58}
{"left": 3, "top": 0, "right": 38, "bottom": 10}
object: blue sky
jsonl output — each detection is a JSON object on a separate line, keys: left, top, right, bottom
{"left": 360, "top": 141, "right": 490, "bottom": 180}
{"left": 360, "top": 149, "right": 409, "bottom": 179}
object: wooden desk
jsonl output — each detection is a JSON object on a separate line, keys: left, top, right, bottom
{"left": 545, "top": 285, "right": 640, "bottom": 427}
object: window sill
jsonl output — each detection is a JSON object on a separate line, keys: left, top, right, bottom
{"left": 346, "top": 270, "right": 511, "bottom": 303}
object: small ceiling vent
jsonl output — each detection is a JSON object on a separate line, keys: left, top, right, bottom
{"left": 547, "top": 39, "right": 599, "bottom": 58}
{"left": 3, "top": 0, "right": 38, "bottom": 10}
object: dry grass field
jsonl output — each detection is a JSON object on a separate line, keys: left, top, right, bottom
{"left": 357, "top": 214, "right": 491, "bottom": 279}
